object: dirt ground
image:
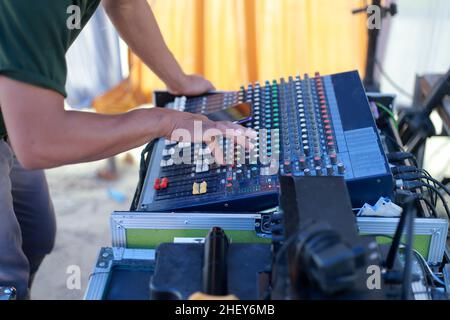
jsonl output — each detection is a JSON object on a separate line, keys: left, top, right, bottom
{"left": 32, "top": 149, "right": 142, "bottom": 300}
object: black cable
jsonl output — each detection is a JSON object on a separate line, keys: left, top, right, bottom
{"left": 402, "top": 181, "right": 450, "bottom": 219}
{"left": 421, "top": 174, "right": 446, "bottom": 206}
{"left": 420, "top": 197, "right": 438, "bottom": 218}
{"left": 402, "top": 202, "right": 416, "bottom": 300}
{"left": 391, "top": 165, "right": 417, "bottom": 175}
{"left": 424, "top": 183, "right": 450, "bottom": 219}
{"left": 393, "top": 168, "right": 433, "bottom": 205}
{"left": 419, "top": 169, "right": 439, "bottom": 205}
{"left": 419, "top": 182, "right": 450, "bottom": 218}
{"left": 384, "top": 196, "right": 417, "bottom": 300}
{"left": 392, "top": 166, "right": 440, "bottom": 206}
{"left": 420, "top": 168, "right": 433, "bottom": 177}
{"left": 388, "top": 152, "right": 418, "bottom": 167}
{"left": 384, "top": 133, "right": 406, "bottom": 153}
{"left": 385, "top": 201, "right": 409, "bottom": 270}
{"left": 396, "top": 172, "right": 450, "bottom": 200}
{"left": 417, "top": 175, "right": 450, "bottom": 197}
{"left": 392, "top": 167, "right": 436, "bottom": 207}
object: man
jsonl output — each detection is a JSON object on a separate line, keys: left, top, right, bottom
{"left": 0, "top": 0, "right": 253, "bottom": 299}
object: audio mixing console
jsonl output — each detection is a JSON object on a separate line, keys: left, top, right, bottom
{"left": 138, "top": 71, "right": 394, "bottom": 212}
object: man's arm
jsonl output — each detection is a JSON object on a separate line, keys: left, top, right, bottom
{"left": 0, "top": 77, "right": 253, "bottom": 170}
{"left": 102, "top": 0, "right": 213, "bottom": 96}
{"left": 0, "top": 77, "right": 165, "bottom": 169}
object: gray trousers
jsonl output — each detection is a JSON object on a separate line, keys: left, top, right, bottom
{"left": 0, "top": 140, "right": 56, "bottom": 299}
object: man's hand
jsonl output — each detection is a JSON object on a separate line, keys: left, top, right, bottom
{"left": 104, "top": 1, "right": 215, "bottom": 97}
{"left": 158, "top": 108, "right": 256, "bottom": 165}
{"left": 167, "top": 74, "right": 215, "bottom": 96}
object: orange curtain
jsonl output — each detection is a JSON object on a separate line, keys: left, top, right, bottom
{"left": 94, "top": 0, "right": 367, "bottom": 113}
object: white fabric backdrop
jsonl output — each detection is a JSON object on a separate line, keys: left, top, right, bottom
{"left": 65, "top": 6, "right": 124, "bottom": 110}
{"left": 378, "top": 0, "right": 450, "bottom": 106}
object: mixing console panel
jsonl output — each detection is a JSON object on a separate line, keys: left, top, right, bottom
{"left": 138, "top": 71, "right": 394, "bottom": 212}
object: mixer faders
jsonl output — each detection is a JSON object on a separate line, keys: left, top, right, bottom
{"left": 138, "top": 71, "right": 394, "bottom": 212}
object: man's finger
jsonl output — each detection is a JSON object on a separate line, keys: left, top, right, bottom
{"left": 206, "top": 81, "right": 216, "bottom": 92}
{"left": 219, "top": 122, "right": 257, "bottom": 139}
{"left": 207, "top": 137, "right": 224, "bottom": 165}
{"left": 215, "top": 123, "right": 255, "bottom": 150}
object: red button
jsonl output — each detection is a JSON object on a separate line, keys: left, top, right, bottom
{"left": 160, "top": 177, "right": 169, "bottom": 189}
{"left": 153, "top": 178, "right": 161, "bottom": 190}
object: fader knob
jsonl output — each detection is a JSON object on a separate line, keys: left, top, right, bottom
{"left": 338, "top": 163, "right": 346, "bottom": 175}
{"left": 251, "top": 167, "right": 259, "bottom": 178}
{"left": 326, "top": 165, "right": 334, "bottom": 176}
{"left": 283, "top": 162, "right": 292, "bottom": 174}
{"left": 313, "top": 156, "right": 322, "bottom": 167}
{"left": 315, "top": 167, "right": 323, "bottom": 176}
{"left": 299, "top": 157, "right": 307, "bottom": 170}
{"left": 329, "top": 153, "right": 338, "bottom": 165}
{"left": 303, "top": 146, "right": 310, "bottom": 156}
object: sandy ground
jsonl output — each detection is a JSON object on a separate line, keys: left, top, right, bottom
{"left": 32, "top": 150, "right": 142, "bottom": 300}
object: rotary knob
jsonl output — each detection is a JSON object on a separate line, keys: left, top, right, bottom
{"left": 326, "top": 165, "right": 334, "bottom": 176}
{"left": 315, "top": 167, "right": 323, "bottom": 176}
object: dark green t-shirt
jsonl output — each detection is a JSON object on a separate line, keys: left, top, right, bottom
{"left": 0, "top": 0, "right": 101, "bottom": 136}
